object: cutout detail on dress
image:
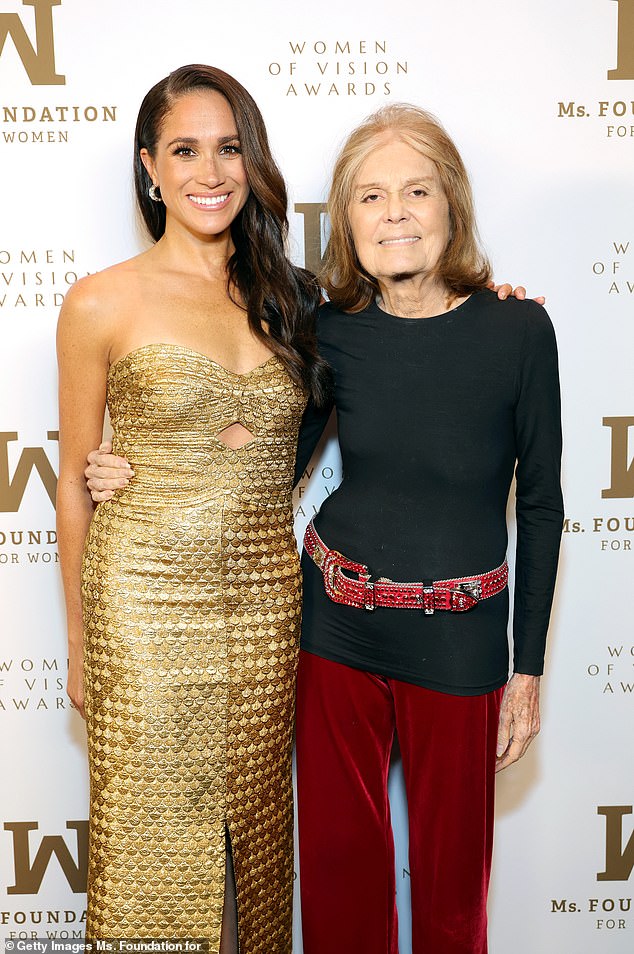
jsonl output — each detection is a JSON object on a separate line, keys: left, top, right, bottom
{"left": 217, "top": 422, "right": 255, "bottom": 450}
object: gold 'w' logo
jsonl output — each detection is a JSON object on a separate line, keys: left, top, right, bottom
{"left": 610, "top": 0, "right": 634, "bottom": 79}
{"left": 4, "top": 821, "right": 88, "bottom": 894}
{"left": 0, "top": 431, "right": 58, "bottom": 512}
{"left": 294, "top": 203, "right": 327, "bottom": 274}
{"left": 0, "top": 1, "right": 65, "bottom": 85}
{"left": 597, "top": 807, "right": 634, "bottom": 881}
{"left": 602, "top": 418, "right": 634, "bottom": 499}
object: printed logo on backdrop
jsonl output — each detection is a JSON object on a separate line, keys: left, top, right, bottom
{"left": 563, "top": 416, "right": 632, "bottom": 565}
{"left": 0, "top": 430, "right": 58, "bottom": 569}
{"left": 585, "top": 638, "right": 634, "bottom": 696}
{"left": 4, "top": 821, "right": 87, "bottom": 893}
{"left": 0, "top": 656, "right": 68, "bottom": 710}
{"left": 549, "top": 807, "right": 632, "bottom": 937}
{"left": 0, "top": 430, "right": 57, "bottom": 511}
{"left": 592, "top": 240, "right": 633, "bottom": 296}
{"left": 294, "top": 459, "right": 341, "bottom": 521}
{"left": 609, "top": 0, "right": 634, "bottom": 80}
{"left": 292, "top": 203, "right": 327, "bottom": 279}
{"left": 603, "top": 417, "right": 634, "bottom": 499}
{"left": 0, "top": 0, "right": 64, "bottom": 85}
{"left": 0, "top": 2, "right": 118, "bottom": 144}
{"left": 583, "top": 415, "right": 633, "bottom": 697}
{"left": 557, "top": 0, "right": 634, "bottom": 139}
{"left": 2, "top": 821, "right": 86, "bottom": 938}
{"left": 0, "top": 248, "right": 85, "bottom": 309}
{"left": 267, "top": 38, "right": 409, "bottom": 98}
{"left": 598, "top": 807, "right": 634, "bottom": 882}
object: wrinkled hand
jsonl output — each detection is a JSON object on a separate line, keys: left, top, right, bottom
{"left": 85, "top": 440, "right": 134, "bottom": 502}
{"left": 489, "top": 281, "right": 546, "bottom": 306}
{"left": 496, "top": 673, "right": 541, "bottom": 772}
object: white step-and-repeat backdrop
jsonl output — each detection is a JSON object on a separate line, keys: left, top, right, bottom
{"left": 0, "top": 1, "right": 632, "bottom": 951}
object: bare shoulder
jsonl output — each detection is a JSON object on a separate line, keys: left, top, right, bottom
{"left": 58, "top": 252, "right": 150, "bottom": 348}
{"left": 64, "top": 253, "right": 149, "bottom": 314}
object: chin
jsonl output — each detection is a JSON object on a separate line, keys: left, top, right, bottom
{"left": 388, "top": 269, "right": 421, "bottom": 283}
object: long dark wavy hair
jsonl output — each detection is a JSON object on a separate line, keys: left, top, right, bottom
{"left": 134, "top": 64, "right": 329, "bottom": 404}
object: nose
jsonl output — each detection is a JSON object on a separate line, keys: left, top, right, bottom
{"left": 196, "top": 154, "right": 225, "bottom": 187}
{"left": 384, "top": 192, "right": 409, "bottom": 223}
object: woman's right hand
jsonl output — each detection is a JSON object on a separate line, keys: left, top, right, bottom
{"left": 68, "top": 650, "right": 86, "bottom": 719}
{"left": 85, "top": 441, "right": 134, "bottom": 501}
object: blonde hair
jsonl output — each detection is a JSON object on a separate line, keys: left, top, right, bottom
{"left": 321, "top": 104, "right": 492, "bottom": 312}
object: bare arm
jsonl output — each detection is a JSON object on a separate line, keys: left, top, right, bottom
{"left": 56, "top": 280, "right": 111, "bottom": 718}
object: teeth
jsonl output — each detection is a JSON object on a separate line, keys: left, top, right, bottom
{"left": 380, "top": 237, "right": 420, "bottom": 246}
{"left": 189, "top": 194, "right": 229, "bottom": 207}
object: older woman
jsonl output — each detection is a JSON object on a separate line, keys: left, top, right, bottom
{"left": 84, "top": 103, "right": 560, "bottom": 953}
{"left": 293, "top": 104, "right": 562, "bottom": 954}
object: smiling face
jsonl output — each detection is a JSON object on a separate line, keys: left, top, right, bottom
{"left": 140, "top": 89, "right": 250, "bottom": 242}
{"left": 348, "top": 135, "right": 451, "bottom": 288}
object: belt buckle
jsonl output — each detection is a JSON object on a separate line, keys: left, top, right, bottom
{"left": 322, "top": 550, "right": 342, "bottom": 602}
{"left": 323, "top": 550, "right": 375, "bottom": 611}
{"left": 449, "top": 579, "right": 481, "bottom": 612}
{"left": 458, "top": 579, "right": 482, "bottom": 601}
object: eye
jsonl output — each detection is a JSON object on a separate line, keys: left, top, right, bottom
{"left": 172, "top": 145, "right": 196, "bottom": 157}
{"left": 362, "top": 192, "right": 381, "bottom": 203}
{"left": 410, "top": 188, "right": 428, "bottom": 197}
{"left": 220, "top": 142, "right": 242, "bottom": 156}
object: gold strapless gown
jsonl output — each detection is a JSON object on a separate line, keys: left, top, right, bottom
{"left": 81, "top": 344, "right": 306, "bottom": 951}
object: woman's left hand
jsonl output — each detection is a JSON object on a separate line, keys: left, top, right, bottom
{"left": 490, "top": 282, "right": 546, "bottom": 305}
{"left": 495, "top": 673, "right": 541, "bottom": 772}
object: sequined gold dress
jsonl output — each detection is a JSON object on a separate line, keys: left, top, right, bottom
{"left": 81, "top": 344, "right": 306, "bottom": 951}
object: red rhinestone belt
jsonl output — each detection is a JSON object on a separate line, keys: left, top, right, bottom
{"left": 304, "top": 520, "right": 508, "bottom": 615}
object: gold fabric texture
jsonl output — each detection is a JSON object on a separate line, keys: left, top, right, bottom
{"left": 81, "top": 344, "right": 306, "bottom": 951}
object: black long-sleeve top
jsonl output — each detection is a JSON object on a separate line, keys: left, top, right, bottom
{"left": 295, "top": 289, "right": 563, "bottom": 695}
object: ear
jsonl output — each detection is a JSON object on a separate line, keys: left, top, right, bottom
{"left": 140, "top": 148, "right": 157, "bottom": 186}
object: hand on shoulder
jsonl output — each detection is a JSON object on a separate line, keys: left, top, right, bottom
{"left": 488, "top": 281, "right": 546, "bottom": 306}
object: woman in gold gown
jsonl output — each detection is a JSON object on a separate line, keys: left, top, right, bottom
{"left": 56, "top": 65, "right": 328, "bottom": 952}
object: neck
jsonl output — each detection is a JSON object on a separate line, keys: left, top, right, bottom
{"left": 377, "top": 274, "right": 457, "bottom": 319}
{"left": 153, "top": 220, "right": 236, "bottom": 280}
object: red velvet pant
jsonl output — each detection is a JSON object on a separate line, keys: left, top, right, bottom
{"left": 295, "top": 650, "right": 504, "bottom": 954}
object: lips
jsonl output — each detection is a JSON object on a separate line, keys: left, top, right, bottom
{"left": 188, "top": 193, "right": 231, "bottom": 208}
{"left": 379, "top": 236, "right": 420, "bottom": 246}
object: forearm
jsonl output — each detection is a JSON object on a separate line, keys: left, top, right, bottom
{"left": 56, "top": 477, "right": 94, "bottom": 651}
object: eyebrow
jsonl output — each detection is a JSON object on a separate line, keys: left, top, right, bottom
{"left": 355, "top": 176, "right": 435, "bottom": 192}
{"left": 165, "top": 134, "right": 240, "bottom": 148}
